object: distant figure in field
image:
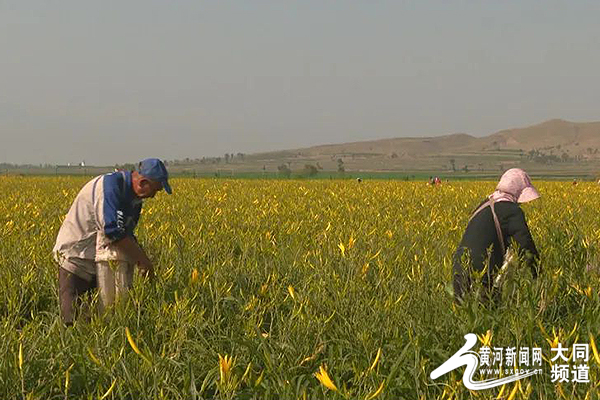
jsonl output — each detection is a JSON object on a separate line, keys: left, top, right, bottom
{"left": 452, "top": 168, "right": 540, "bottom": 304}
{"left": 429, "top": 176, "right": 442, "bottom": 186}
{"left": 53, "top": 158, "right": 172, "bottom": 325}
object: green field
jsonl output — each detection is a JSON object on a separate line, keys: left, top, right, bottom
{"left": 1, "top": 176, "right": 599, "bottom": 399}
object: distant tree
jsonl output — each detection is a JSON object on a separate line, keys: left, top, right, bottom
{"left": 303, "top": 164, "right": 319, "bottom": 177}
{"left": 449, "top": 159, "right": 456, "bottom": 172}
{"left": 462, "top": 165, "right": 469, "bottom": 173}
{"left": 224, "top": 153, "right": 230, "bottom": 163}
{"left": 115, "top": 163, "right": 136, "bottom": 171}
{"left": 277, "top": 164, "right": 292, "bottom": 178}
{"left": 337, "top": 158, "right": 345, "bottom": 173}
{"left": 391, "top": 152, "right": 398, "bottom": 159}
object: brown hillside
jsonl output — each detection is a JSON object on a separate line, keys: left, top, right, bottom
{"left": 298, "top": 133, "right": 477, "bottom": 158}
{"left": 252, "top": 119, "right": 600, "bottom": 160}
{"left": 475, "top": 119, "right": 600, "bottom": 157}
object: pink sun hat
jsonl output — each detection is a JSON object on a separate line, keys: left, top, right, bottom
{"left": 492, "top": 168, "right": 540, "bottom": 203}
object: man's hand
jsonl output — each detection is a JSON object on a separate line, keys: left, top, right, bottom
{"left": 113, "top": 236, "right": 155, "bottom": 280}
{"left": 137, "top": 260, "right": 155, "bottom": 280}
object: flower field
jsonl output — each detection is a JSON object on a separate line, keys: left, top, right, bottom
{"left": 0, "top": 176, "right": 599, "bottom": 399}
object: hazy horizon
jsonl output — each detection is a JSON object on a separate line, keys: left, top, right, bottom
{"left": 2, "top": 1, "right": 599, "bottom": 165}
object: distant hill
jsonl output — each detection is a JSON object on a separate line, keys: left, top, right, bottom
{"left": 254, "top": 119, "right": 600, "bottom": 160}
{"left": 290, "top": 133, "right": 479, "bottom": 159}
{"left": 476, "top": 119, "right": 600, "bottom": 157}
{"left": 12, "top": 119, "right": 600, "bottom": 179}
{"left": 235, "top": 119, "right": 600, "bottom": 178}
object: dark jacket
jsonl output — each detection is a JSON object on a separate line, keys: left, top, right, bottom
{"left": 452, "top": 199, "right": 539, "bottom": 301}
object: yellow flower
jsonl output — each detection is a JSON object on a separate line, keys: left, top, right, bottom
{"left": 18, "top": 342, "right": 23, "bottom": 372}
{"left": 125, "top": 327, "right": 151, "bottom": 364}
{"left": 314, "top": 364, "right": 337, "bottom": 391}
{"left": 219, "top": 354, "right": 234, "bottom": 385}
{"left": 348, "top": 235, "right": 355, "bottom": 250}
{"left": 365, "top": 381, "right": 384, "bottom": 400}
{"left": 338, "top": 242, "right": 346, "bottom": 257}
{"left": 506, "top": 382, "right": 519, "bottom": 400}
{"left": 287, "top": 285, "right": 296, "bottom": 300}
{"left": 99, "top": 379, "right": 117, "bottom": 400}
{"left": 87, "top": 347, "right": 102, "bottom": 366}
{"left": 568, "top": 322, "right": 578, "bottom": 340}
{"left": 190, "top": 268, "right": 199, "bottom": 284}
{"left": 477, "top": 330, "right": 493, "bottom": 347}
{"left": 547, "top": 328, "right": 560, "bottom": 349}
{"left": 496, "top": 384, "right": 506, "bottom": 399}
{"left": 361, "top": 263, "right": 370, "bottom": 278}
{"left": 125, "top": 327, "right": 142, "bottom": 355}
{"left": 368, "top": 348, "right": 382, "bottom": 372}
{"left": 589, "top": 333, "right": 600, "bottom": 365}
{"left": 241, "top": 362, "right": 252, "bottom": 383}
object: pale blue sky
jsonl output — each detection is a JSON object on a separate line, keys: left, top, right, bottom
{"left": 1, "top": 0, "right": 599, "bottom": 164}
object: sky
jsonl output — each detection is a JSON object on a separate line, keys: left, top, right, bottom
{"left": 1, "top": 0, "right": 599, "bottom": 165}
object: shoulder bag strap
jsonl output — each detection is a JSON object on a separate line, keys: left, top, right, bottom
{"left": 467, "top": 198, "right": 506, "bottom": 254}
{"left": 489, "top": 199, "right": 506, "bottom": 254}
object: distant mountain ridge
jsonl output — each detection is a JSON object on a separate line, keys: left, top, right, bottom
{"left": 254, "top": 119, "right": 600, "bottom": 160}
{"left": 476, "top": 119, "right": 600, "bottom": 156}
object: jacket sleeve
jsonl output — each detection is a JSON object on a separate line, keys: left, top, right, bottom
{"left": 505, "top": 207, "right": 540, "bottom": 278}
{"left": 101, "top": 173, "right": 127, "bottom": 242}
{"left": 130, "top": 203, "right": 142, "bottom": 242}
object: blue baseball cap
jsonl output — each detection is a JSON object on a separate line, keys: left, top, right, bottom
{"left": 138, "top": 158, "right": 172, "bottom": 194}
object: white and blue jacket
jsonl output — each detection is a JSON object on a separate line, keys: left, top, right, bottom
{"left": 54, "top": 171, "right": 142, "bottom": 275}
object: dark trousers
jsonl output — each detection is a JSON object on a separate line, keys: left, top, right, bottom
{"left": 452, "top": 247, "right": 500, "bottom": 306}
{"left": 59, "top": 268, "right": 97, "bottom": 325}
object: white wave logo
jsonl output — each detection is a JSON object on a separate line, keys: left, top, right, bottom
{"left": 430, "top": 334, "right": 536, "bottom": 390}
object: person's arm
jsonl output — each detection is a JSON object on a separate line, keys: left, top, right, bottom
{"left": 506, "top": 207, "right": 540, "bottom": 278}
{"left": 113, "top": 236, "right": 154, "bottom": 279}
{"left": 97, "top": 173, "right": 154, "bottom": 278}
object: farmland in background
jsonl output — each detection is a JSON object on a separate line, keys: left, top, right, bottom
{"left": 5, "top": 120, "right": 600, "bottom": 181}
{"left": 1, "top": 176, "right": 599, "bottom": 399}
